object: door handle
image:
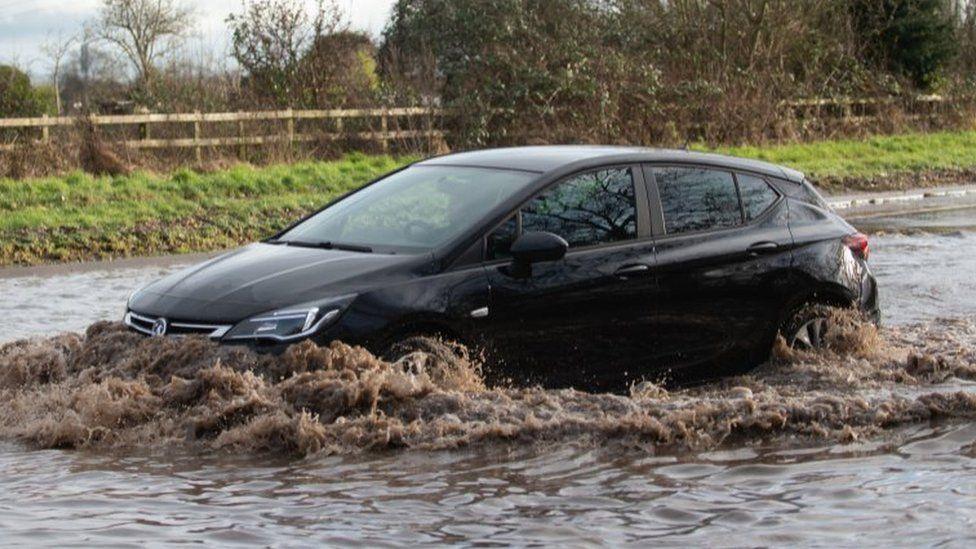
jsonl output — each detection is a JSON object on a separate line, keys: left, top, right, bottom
{"left": 614, "top": 264, "right": 652, "bottom": 278}
{"left": 747, "top": 241, "right": 780, "bottom": 255}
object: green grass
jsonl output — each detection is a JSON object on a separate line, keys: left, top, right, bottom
{"left": 703, "top": 130, "right": 976, "bottom": 180}
{"left": 0, "top": 153, "right": 414, "bottom": 266}
{"left": 5, "top": 129, "right": 976, "bottom": 266}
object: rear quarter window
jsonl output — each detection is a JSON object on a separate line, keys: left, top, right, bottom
{"left": 736, "top": 174, "right": 779, "bottom": 220}
{"left": 771, "top": 177, "right": 831, "bottom": 210}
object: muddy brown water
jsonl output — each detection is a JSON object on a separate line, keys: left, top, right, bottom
{"left": 1, "top": 210, "right": 975, "bottom": 545}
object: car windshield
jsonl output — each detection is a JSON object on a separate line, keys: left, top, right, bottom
{"left": 276, "top": 165, "right": 537, "bottom": 253}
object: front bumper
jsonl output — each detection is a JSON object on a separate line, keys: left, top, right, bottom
{"left": 124, "top": 311, "right": 232, "bottom": 339}
{"left": 123, "top": 309, "right": 340, "bottom": 354}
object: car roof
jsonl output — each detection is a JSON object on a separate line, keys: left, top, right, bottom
{"left": 417, "top": 145, "right": 805, "bottom": 182}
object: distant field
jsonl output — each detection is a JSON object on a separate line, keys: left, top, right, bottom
{"left": 4, "top": 130, "right": 976, "bottom": 266}
{"left": 0, "top": 154, "right": 413, "bottom": 266}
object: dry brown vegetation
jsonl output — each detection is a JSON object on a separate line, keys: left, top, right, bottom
{"left": 5, "top": 0, "right": 976, "bottom": 178}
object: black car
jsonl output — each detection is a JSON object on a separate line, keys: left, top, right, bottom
{"left": 126, "top": 146, "right": 879, "bottom": 389}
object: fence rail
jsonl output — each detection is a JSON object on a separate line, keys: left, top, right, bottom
{"left": 0, "top": 95, "right": 965, "bottom": 155}
{"left": 0, "top": 107, "right": 447, "bottom": 155}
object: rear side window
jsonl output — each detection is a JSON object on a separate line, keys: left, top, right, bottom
{"left": 654, "top": 167, "right": 740, "bottom": 234}
{"left": 520, "top": 167, "right": 637, "bottom": 248}
{"left": 737, "top": 174, "right": 779, "bottom": 220}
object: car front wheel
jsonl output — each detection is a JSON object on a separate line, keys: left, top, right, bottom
{"left": 382, "top": 335, "right": 457, "bottom": 366}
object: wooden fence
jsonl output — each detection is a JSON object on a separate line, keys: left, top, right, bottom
{"left": 780, "top": 94, "right": 953, "bottom": 126}
{"left": 0, "top": 107, "right": 447, "bottom": 158}
{"left": 0, "top": 95, "right": 966, "bottom": 157}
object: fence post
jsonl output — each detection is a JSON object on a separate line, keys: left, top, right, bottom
{"left": 380, "top": 111, "right": 389, "bottom": 154}
{"left": 426, "top": 109, "right": 435, "bottom": 152}
{"left": 286, "top": 108, "right": 295, "bottom": 147}
{"left": 193, "top": 111, "right": 202, "bottom": 164}
{"left": 335, "top": 114, "right": 343, "bottom": 140}
{"left": 140, "top": 118, "right": 151, "bottom": 142}
{"left": 41, "top": 114, "right": 50, "bottom": 143}
{"left": 238, "top": 113, "right": 246, "bottom": 159}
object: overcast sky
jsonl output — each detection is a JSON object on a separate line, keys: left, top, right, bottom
{"left": 0, "top": 0, "right": 396, "bottom": 78}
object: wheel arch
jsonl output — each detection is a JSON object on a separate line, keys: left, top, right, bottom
{"left": 366, "top": 314, "right": 464, "bottom": 354}
{"left": 776, "top": 280, "right": 857, "bottom": 331}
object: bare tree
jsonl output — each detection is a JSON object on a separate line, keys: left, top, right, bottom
{"left": 41, "top": 31, "right": 79, "bottom": 115}
{"left": 93, "top": 0, "right": 194, "bottom": 91}
{"left": 228, "top": 0, "right": 345, "bottom": 106}
{"left": 60, "top": 36, "right": 129, "bottom": 113}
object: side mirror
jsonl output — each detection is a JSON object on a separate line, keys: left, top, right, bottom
{"left": 509, "top": 231, "right": 568, "bottom": 277}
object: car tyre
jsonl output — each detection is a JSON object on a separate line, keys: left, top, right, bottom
{"left": 380, "top": 334, "right": 485, "bottom": 389}
{"left": 780, "top": 303, "right": 835, "bottom": 351}
{"left": 383, "top": 333, "right": 449, "bottom": 357}
{"left": 381, "top": 334, "right": 461, "bottom": 370}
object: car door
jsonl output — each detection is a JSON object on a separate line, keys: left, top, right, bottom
{"left": 478, "top": 166, "right": 661, "bottom": 390}
{"left": 644, "top": 165, "right": 793, "bottom": 379}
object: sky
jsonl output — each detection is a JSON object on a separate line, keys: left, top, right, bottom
{"left": 0, "top": 0, "right": 397, "bottom": 79}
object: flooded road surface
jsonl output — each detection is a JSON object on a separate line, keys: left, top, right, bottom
{"left": 2, "top": 423, "right": 976, "bottom": 546}
{"left": 0, "top": 209, "right": 975, "bottom": 545}
{"left": 0, "top": 252, "right": 217, "bottom": 343}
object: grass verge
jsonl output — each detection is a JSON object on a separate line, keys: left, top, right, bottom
{"left": 4, "top": 130, "right": 976, "bottom": 266}
{"left": 707, "top": 130, "right": 976, "bottom": 192}
{"left": 0, "top": 153, "right": 413, "bottom": 266}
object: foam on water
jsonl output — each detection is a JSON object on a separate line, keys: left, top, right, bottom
{"left": 1, "top": 313, "right": 974, "bottom": 457}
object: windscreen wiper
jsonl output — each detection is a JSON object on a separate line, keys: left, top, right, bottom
{"left": 273, "top": 239, "right": 373, "bottom": 253}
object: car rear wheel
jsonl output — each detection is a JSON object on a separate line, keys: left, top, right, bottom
{"left": 780, "top": 303, "right": 834, "bottom": 351}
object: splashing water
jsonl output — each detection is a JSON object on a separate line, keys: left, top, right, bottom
{"left": 1, "top": 312, "right": 975, "bottom": 457}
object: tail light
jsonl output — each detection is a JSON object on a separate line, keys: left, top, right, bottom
{"left": 843, "top": 232, "right": 869, "bottom": 260}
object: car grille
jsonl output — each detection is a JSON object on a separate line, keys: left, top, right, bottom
{"left": 124, "top": 311, "right": 232, "bottom": 339}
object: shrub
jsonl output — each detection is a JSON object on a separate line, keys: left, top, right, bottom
{"left": 381, "top": 0, "right": 878, "bottom": 145}
{"left": 851, "top": 0, "right": 958, "bottom": 90}
{"left": 0, "top": 65, "right": 48, "bottom": 117}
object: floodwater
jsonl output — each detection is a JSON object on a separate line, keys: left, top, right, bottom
{"left": 2, "top": 424, "right": 976, "bottom": 546}
{"left": 0, "top": 209, "right": 975, "bottom": 546}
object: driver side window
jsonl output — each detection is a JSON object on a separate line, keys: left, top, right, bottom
{"left": 486, "top": 167, "right": 638, "bottom": 260}
{"left": 487, "top": 215, "right": 518, "bottom": 260}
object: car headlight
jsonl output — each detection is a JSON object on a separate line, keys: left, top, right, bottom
{"left": 223, "top": 295, "right": 354, "bottom": 342}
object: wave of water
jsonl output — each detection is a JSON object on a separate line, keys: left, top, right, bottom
{"left": 1, "top": 313, "right": 974, "bottom": 458}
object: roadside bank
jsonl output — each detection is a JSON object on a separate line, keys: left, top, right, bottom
{"left": 711, "top": 129, "right": 976, "bottom": 193}
{"left": 0, "top": 154, "right": 411, "bottom": 266}
{"left": 5, "top": 130, "right": 976, "bottom": 266}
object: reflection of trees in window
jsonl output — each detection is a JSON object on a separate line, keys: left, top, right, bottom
{"left": 340, "top": 179, "right": 451, "bottom": 239}
{"left": 522, "top": 168, "right": 637, "bottom": 248}
{"left": 737, "top": 174, "right": 778, "bottom": 220}
{"left": 487, "top": 215, "right": 518, "bottom": 260}
{"left": 655, "top": 167, "right": 741, "bottom": 234}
